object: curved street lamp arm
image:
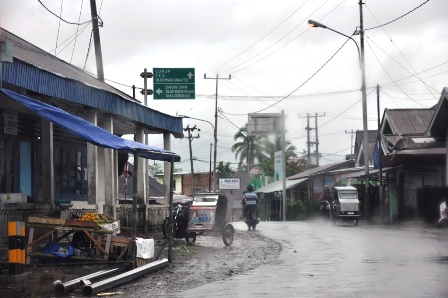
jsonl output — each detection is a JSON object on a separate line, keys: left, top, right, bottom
{"left": 308, "top": 19, "right": 360, "bottom": 61}
{"left": 326, "top": 28, "right": 360, "bottom": 61}
{"left": 178, "top": 115, "right": 215, "bottom": 130}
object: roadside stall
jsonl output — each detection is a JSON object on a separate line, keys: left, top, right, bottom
{"left": 26, "top": 213, "right": 122, "bottom": 263}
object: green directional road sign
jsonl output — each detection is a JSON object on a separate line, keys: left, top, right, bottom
{"left": 153, "top": 68, "right": 195, "bottom": 100}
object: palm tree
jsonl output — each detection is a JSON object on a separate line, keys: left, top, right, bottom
{"left": 264, "top": 135, "right": 298, "bottom": 160}
{"left": 231, "top": 124, "right": 269, "bottom": 171}
{"left": 261, "top": 136, "right": 299, "bottom": 178}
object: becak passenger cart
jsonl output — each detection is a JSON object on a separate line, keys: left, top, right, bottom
{"left": 187, "top": 193, "right": 234, "bottom": 246}
{"left": 332, "top": 186, "right": 361, "bottom": 225}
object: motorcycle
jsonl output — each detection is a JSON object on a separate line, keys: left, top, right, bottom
{"left": 320, "top": 199, "right": 337, "bottom": 224}
{"left": 244, "top": 205, "right": 259, "bottom": 231}
{"left": 162, "top": 203, "right": 197, "bottom": 245}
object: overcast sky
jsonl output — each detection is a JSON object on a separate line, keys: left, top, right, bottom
{"left": 2, "top": 0, "right": 448, "bottom": 173}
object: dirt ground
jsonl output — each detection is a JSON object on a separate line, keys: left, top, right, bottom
{"left": 1, "top": 228, "right": 281, "bottom": 297}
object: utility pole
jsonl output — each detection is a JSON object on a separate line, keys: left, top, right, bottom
{"left": 89, "top": 0, "right": 104, "bottom": 82}
{"left": 315, "top": 113, "right": 320, "bottom": 166}
{"left": 359, "top": 0, "right": 370, "bottom": 222}
{"left": 345, "top": 129, "right": 356, "bottom": 154}
{"left": 209, "top": 143, "right": 212, "bottom": 193}
{"left": 300, "top": 113, "right": 325, "bottom": 168}
{"left": 281, "top": 111, "right": 286, "bottom": 221}
{"left": 184, "top": 125, "right": 200, "bottom": 196}
{"left": 376, "top": 84, "right": 383, "bottom": 225}
{"left": 204, "top": 74, "right": 231, "bottom": 192}
{"left": 306, "top": 114, "right": 311, "bottom": 165}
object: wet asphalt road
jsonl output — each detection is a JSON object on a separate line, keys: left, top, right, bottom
{"left": 175, "top": 219, "right": 448, "bottom": 298}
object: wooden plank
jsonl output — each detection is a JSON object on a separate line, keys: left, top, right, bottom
{"left": 55, "top": 230, "right": 74, "bottom": 243}
{"left": 26, "top": 227, "right": 34, "bottom": 264}
{"left": 28, "top": 223, "right": 117, "bottom": 234}
{"left": 28, "top": 216, "right": 65, "bottom": 226}
{"left": 81, "top": 228, "right": 108, "bottom": 256}
{"left": 28, "top": 228, "right": 57, "bottom": 247}
{"left": 65, "top": 220, "right": 98, "bottom": 228}
{"left": 116, "top": 244, "right": 129, "bottom": 262}
{"left": 103, "top": 234, "right": 112, "bottom": 260}
{"left": 27, "top": 252, "right": 107, "bottom": 262}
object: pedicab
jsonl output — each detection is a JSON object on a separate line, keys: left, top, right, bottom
{"left": 187, "top": 193, "right": 234, "bottom": 246}
{"left": 332, "top": 186, "right": 361, "bottom": 225}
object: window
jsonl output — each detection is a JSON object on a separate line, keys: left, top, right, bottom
{"left": 54, "top": 144, "right": 87, "bottom": 198}
{"left": 0, "top": 136, "right": 17, "bottom": 193}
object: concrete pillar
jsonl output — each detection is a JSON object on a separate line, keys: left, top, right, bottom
{"left": 41, "top": 119, "right": 54, "bottom": 202}
{"left": 163, "top": 131, "right": 171, "bottom": 205}
{"left": 102, "top": 114, "right": 117, "bottom": 218}
{"left": 135, "top": 124, "right": 146, "bottom": 204}
{"left": 86, "top": 110, "right": 101, "bottom": 206}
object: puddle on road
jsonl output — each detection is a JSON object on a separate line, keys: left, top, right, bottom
{"left": 362, "top": 257, "right": 409, "bottom": 267}
{"left": 430, "top": 256, "right": 448, "bottom": 264}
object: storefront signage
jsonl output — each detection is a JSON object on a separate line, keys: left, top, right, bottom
{"left": 4, "top": 110, "right": 17, "bottom": 135}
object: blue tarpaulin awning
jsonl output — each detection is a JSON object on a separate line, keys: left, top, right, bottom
{"left": 1, "top": 88, "right": 180, "bottom": 162}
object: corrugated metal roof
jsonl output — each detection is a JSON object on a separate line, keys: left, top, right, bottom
{"left": 0, "top": 27, "right": 183, "bottom": 138}
{"left": 1, "top": 28, "right": 136, "bottom": 102}
{"left": 254, "top": 178, "right": 307, "bottom": 194}
{"left": 288, "top": 160, "right": 355, "bottom": 180}
{"left": 428, "top": 88, "right": 448, "bottom": 138}
{"left": 386, "top": 108, "right": 434, "bottom": 135}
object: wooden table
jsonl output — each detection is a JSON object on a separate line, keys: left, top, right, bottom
{"left": 26, "top": 220, "right": 121, "bottom": 264}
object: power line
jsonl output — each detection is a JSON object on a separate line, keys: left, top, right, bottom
{"left": 53, "top": 23, "right": 91, "bottom": 56}
{"left": 70, "top": 0, "right": 85, "bottom": 63}
{"left": 364, "top": 33, "right": 438, "bottom": 96}
{"left": 37, "top": 0, "right": 92, "bottom": 25}
{"left": 206, "top": 0, "right": 311, "bottom": 74}
{"left": 219, "top": 38, "right": 352, "bottom": 116}
{"left": 381, "top": 60, "right": 448, "bottom": 89}
{"left": 380, "top": 88, "right": 407, "bottom": 108}
{"left": 220, "top": 0, "right": 346, "bottom": 75}
{"left": 364, "top": 0, "right": 430, "bottom": 31}
{"left": 55, "top": 0, "right": 64, "bottom": 55}
{"left": 254, "top": 38, "right": 352, "bottom": 113}
{"left": 364, "top": 37, "right": 428, "bottom": 107}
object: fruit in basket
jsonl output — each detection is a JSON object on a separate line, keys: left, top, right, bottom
{"left": 79, "top": 212, "right": 113, "bottom": 223}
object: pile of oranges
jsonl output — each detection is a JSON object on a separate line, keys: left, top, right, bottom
{"left": 79, "top": 212, "right": 112, "bottom": 223}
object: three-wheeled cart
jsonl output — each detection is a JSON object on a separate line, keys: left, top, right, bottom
{"left": 187, "top": 193, "right": 234, "bottom": 246}
{"left": 333, "top": 186, "right": 361, "bottom": 225}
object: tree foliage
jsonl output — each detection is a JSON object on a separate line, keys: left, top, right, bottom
{"left": 231, "top": 124, "right": 269, "bottom": 171}
{"left": 147, "top": 163, "right": 182, "bottom": 177}
{"left": 231, "top": 123, "right": 307, "bottom": 178}
{"left": 148, "top": 163, "right": 163, "bottom": 177}
{"left": 216, "top": 161, "right": 233, "bottom": 180}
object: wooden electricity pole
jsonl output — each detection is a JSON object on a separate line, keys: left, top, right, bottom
{"left": 204, "top": 74, "right": 231, "bottom": 191}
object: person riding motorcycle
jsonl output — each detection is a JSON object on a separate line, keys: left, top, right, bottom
{"left": 319, "top": 185, "right": 335, "bottom": 217}
{"left": 242, "top": 185, "right": 258, "bottom": 218}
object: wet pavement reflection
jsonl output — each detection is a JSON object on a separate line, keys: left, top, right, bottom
{"left": 177, "top": 219, "right": 448, "bottom": 298}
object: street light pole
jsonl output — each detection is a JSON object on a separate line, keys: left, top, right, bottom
{"left": 308, "top": 18, "right": 370, "bottom": 218}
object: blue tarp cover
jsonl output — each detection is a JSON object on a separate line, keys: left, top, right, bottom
{"left": 1, "top": 88, "right": 180, "bottom": 162}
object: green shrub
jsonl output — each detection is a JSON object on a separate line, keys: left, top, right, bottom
{"left": 286, "top": 199, "right": 311, "bottom": 221}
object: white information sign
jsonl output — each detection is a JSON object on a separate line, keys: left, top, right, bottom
{"left": 219, "top": 178, "right": 240, "bottom": 190}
